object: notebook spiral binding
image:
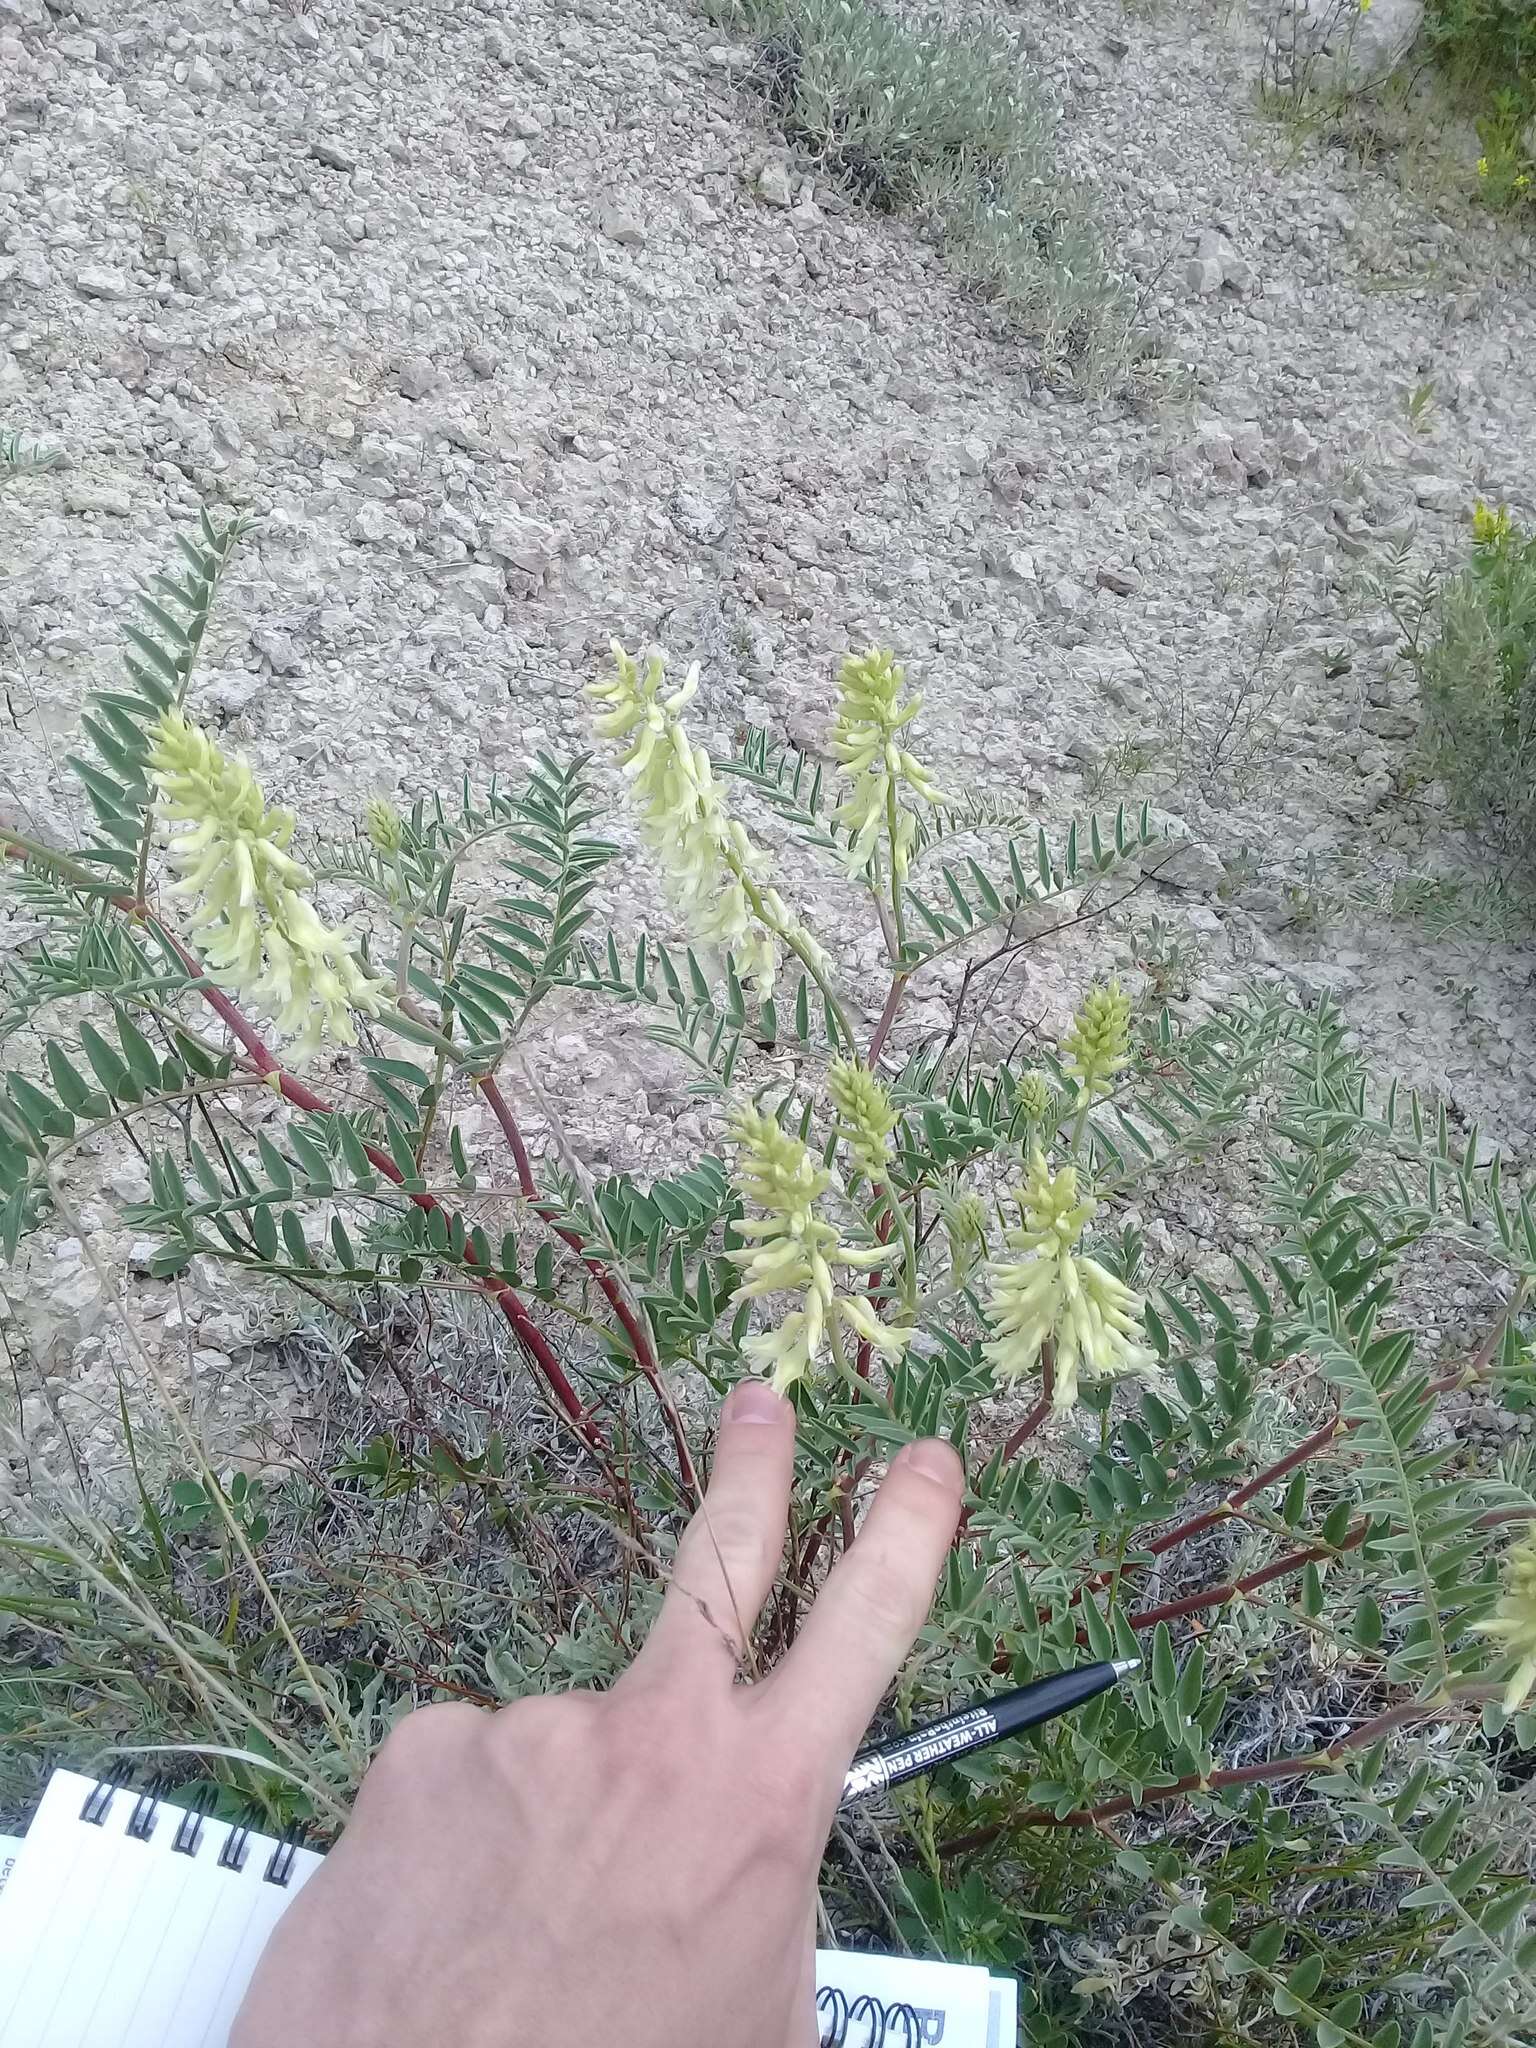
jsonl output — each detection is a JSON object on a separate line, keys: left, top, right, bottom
{"left": 816, "top": 1985, "right": 927, "bottom": 2047}
{"left": 77, "top": 1770, "right": 306, "bottom": 1887}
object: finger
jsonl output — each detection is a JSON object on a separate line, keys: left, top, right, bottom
{"left": 626, "top": 1378, "right": 796, "bottom": 1687}
{"left": 770, "top": 1438, "right": 963, "bottom": 1761}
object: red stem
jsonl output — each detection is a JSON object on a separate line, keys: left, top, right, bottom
{"left": 1127, "top": 1521, "right": 1367, "bottom": 1631}
{"left": 476, "top": 1075, "right": 700, "bottom": 1505}
{"left": 145, "top": 925, "right": 606, "bottom": 1452}
{"left": 940, "top": 1695, "right": 1461, "bottom": 1853}
{"left": 957, "top": 1346, "right": 1055, "bottom": 1545}
{"left": 866, "top": 972, "right": 909, "bottom": 1068}
{"left": 1070, "top": 1351, "right": 1488, "bottom": 1614}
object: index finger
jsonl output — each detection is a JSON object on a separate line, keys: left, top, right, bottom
{"left": 623, "top": 1378, "right": 796, "bottom": 1689}
{"left": 768, "top": 1437, "right": 963, "bottom": 1761}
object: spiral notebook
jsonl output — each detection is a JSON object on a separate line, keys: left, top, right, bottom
{"left": 0, "top": 1769, "right": 1015, "bottom": 2047}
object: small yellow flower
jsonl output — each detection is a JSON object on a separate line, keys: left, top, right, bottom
{"left": 1014, "top": 1069, "right": 1053, "bottom": 1125}
{"left": 944, "top": 1189, "right": 991, "bottom": 1284}
{"left": 727, "top": 1104, "right": 908, "bottom": 1392}
{"left": 151, "top": 711, "right": 385, "bottom": 1058}
{"left": 1474, "top": 1530, "right": 1536, "bottom": 1715}
{"left": 982, "top": 1150, "right": 1156, "bottom": 1408}
{"left": 1477, "top": 156, "right": 1491, "bottom": 178}
{"left": 365, "top": 796, "right": 404, "bottom": 853}
{"left": 1061, "top": 981, "right": 1132, "bottom": 1105}
{"left": 829, "top": 648, "right": 942, "bottom": 879}
{"left": 1472, "top": 501, "right": 1512, "bottom": 550}
{"left": 828, "top": 1057, "right": 897, "bottom": 1180}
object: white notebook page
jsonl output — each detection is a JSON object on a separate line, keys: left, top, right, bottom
{"left": 0, "top": 1770, "right": 321, "bottom": 2048}
{"left": 0, "top": 1771, "right": 1013, "bottom": 2047}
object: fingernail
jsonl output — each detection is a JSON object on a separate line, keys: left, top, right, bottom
{"left": 725, "top": 1379, "right": 789, "bottom": 1425}
{"left": 903, "top": 1437, "right": 963, "bottom": 1486}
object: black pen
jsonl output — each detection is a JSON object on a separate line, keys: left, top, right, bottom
{"left": 838, "top": 1657, "right": 1140, "bottom": 1807}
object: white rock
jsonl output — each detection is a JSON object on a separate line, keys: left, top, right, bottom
{"left": 1272, "top": 0, "right": 1423, "bottom": 90}
{"left": 441, "top": 564, "right": 507, "bottom": 618}
{"left": 75, "top": 264, "right": 132, "bottom": 300}
{"left": 185, "top": 56, "right": 218, "bottom": 94}
{"left": 1413, "top": 475, "right": 1464, "bottom": 513}
{"left": 397, "top": 355, "right": 440, "bottom": 401}
{"left": 251, "top": 625, "right": 303, "bottom": 674}
{"left": 756, "top": 159, "right": 794, "bottom": 208}
{"left": 1184, "top": 254, "right": 1223, "bottom": 296}
{"left": 1096, "top": 563, "right": 1141, "bottom": 596}
{"left": 485, "top": 513, "right": 556, "bottom": 579}
{"left": 597, "top": 192, "right": 645, "bottom": 245}
{"left": 63, "top": 480, "right": 132, "bottom": 517}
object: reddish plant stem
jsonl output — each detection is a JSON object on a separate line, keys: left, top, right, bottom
{"left": 957, "top": 1346, "right": 1055, "bottom": 1547}
{"left": 144, "top": 925, "right": 607, "bottom": 1454}
{"left": 1126, "top": 1521, "right": 1367, "bottom": 1631}
{"left": 1070, "top": 1350, "right": 1494, "bottom": 1615}
{"left": 940, "top": 1694, "right": 1468, "bottom": 1855}
{"left": 1000, "top": 1345, "right": 1057, "bottom": 1463}
{"left": 866, "top": 972, "right": 909, "bottom": 1068}
{"left": 476, "top": 1074, "right": 700, "bottom": 1504}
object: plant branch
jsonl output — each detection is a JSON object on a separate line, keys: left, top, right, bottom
{"left": 940, "top": 1686, "right": 1498, "bottom": 1854}
{"left": 475, "top": 1073, "right": 700, "bottom": 1504}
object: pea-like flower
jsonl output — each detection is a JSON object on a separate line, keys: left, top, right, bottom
{"left": 829, "top": 649, "right": 942, "bottom": 879}
{"left": 151, "top": 710, "right": 386, "bottom": 1059}
{"left": 589, "top": 643, "right": 793, "bottom": 994}
{"left": 365, "top": 796, "right": 404, "bottom": 853}
{"left": 944, "top": 1189, "right": 991, "bottom": 1285}
{"left": 1474, "top": 1530, "right": 1536, "bottom": 1714}
{"left": 727, "top": 1104, "right": 909, "bottom": 1393}
{"left": 1061, "top": 981, "right": 1132, "bottom": 1105}
{"left": 982, "top": 1149, "right": 1156, "bottom": 1409}
{"left": 1014, "top": 1069, "right": 1054, "bottom": 1125}
{"left": 828, "top": 1057, "right": 897, "bottom": 1181}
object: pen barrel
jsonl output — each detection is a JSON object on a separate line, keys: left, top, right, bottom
{"left": 838, "top": 1663, "right": 1123, "bottom": 1806}
{"left": 840, "top": 1705, "right": 998, "bottom": 1804}
{"left": 991, "top": 1664, "right": 1116, "bottom": 1737}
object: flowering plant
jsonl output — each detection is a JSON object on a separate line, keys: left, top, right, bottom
{"left": 4, "top": 516, "right": 1536, "bottom": 2043}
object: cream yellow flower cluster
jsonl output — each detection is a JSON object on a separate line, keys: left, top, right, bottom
{"left": 588, "top": 643, "right": 808, "bottom": 995}
{"left": 944, "top": 1189, "right": 991, "bottom": 1285}
{"left": 151, "top": 710, "right": 386, "bottom": 1059}
{"left": 1061, "top": 981, "right": 1132, "bottom": 1106}
{"left": 829, "top": 649, "right": 942, "bottom": 879}
{"left": 982, "top": 1149, "right": 1156, "bottom": 1409}
{"left": 727, "top": 1104, "right": 909, "bottom": 1392}
{"left": 1474, "top": 1530, "right": 1536, "bottom": 1714}
{"left": 827, "top": 1056, "right": 897, "bottom": 1181}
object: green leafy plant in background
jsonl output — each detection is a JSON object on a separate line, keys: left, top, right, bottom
{"left": 1388, "top": 503, "right": 1536, "bottom": 863}
{"left": 5, "top": 517, "right": 1536, "bottom": 2042}
{"left": 697, "top": 0, "right": 1129, "bottom": 386}
{"left": 1420, "top": 0, "right": 1535, "bottom": 211}
{"left": 0, "top": 427, "right": 62, "bottom": 475}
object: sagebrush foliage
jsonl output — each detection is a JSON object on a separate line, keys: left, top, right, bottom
{"left": 1389, "top": 504, "right": 1536, "bottom": 864}
{"left": 5, "top": 518, "right": 1536, "bottom": 2046}
{"left": 698, "top": 0, "right": 1129, "bottom": 384}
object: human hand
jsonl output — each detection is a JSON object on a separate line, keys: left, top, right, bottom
{"left": 231, "top": 1380, "right": 965, "bottom": 2048}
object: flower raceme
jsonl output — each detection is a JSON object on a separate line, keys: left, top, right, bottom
{"left": 587, "top": 643, "right": 799, "bottom": 996}
{"left": 1474, "top": 1530, "right": 1536, "bottom": 1715}
{"left": 827, "top": 1056, "right": 896, "bottom": 1181}
{"left": 726, "top": 1104, "right": 909, "bottom": 1393}
{"left": 829, "top": 648, "right": 942, "bottom": 879}
{"left": 1061, "top": 980, "right": 1132, "bottom": 1106}
{"left": 150, "top": 710, "right": 386, "bottom": 1058}
{"left": 982, "top": 1149, "right": 1156, "bottom": 1409}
